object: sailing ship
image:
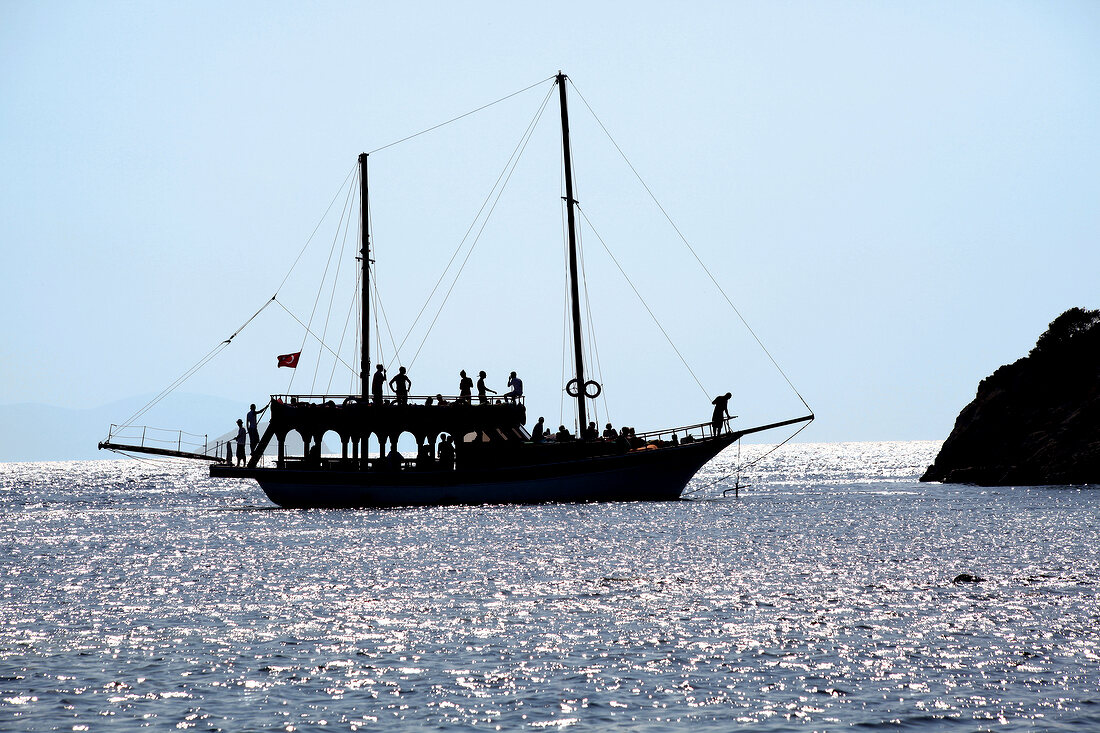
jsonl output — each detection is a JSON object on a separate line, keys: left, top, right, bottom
{"left": 99, "top": 73, "right": 813, "bottom": 507}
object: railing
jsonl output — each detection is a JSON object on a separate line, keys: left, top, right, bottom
{"left": 539, "top": 419, "right": 730, "bottom": 446}
{"left": 633, "top": 419, "right": 730, "bottom": 444}
{"left": 213, "top": 437, "right": 269, "bottom": 467}
{"left": 269, "top": 393, "right": 525, "bottom": 407}
{"left": 105, "top": 424, "right": 211, "bottom": 456}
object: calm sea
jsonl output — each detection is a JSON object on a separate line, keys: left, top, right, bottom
{"left": 2, "top": 441, "right": 1098, "bottom": 731}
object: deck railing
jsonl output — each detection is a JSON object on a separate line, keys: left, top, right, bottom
{"left": 105, "top": 424, "right": 211, "bottom": 456}
{"left": 269, "top": 393, "right": 525, "bottom": 407}
{"left": 632, "top": 419, "right": 729, "bottom": 444}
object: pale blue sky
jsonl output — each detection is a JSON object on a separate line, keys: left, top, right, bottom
{"left": 2, "top": 1, "right": 1098, "bottom": 446}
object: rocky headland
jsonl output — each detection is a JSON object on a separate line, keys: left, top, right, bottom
{"left": 921, "top": 307, "right": 1100, "bottom": 486}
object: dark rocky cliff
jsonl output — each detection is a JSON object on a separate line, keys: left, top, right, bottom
{"left": 921, "top": 307, "right": 1100, "bottom": 485}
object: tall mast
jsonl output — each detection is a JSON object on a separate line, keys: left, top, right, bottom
{"left": 557, "top": 72, "right": 588, "bottom": 436}
{"left": 359, "top": 152, "right": 371, "bottom": 399}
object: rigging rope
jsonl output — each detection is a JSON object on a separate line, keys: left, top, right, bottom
{"left": 385, "top": 83, "right": 556, "bottom": 369}
{"left": 575, "top": 204, "right": 610, "bottom": 426}
{"left": 405, "top": 86, "right": 555, "bottom": 370}
{"left": 366, "top": 75, "right": 555, "bottom": 155}
{"left": 312, "top": 172, "right": 357, "bottom": 393}
{"left": 326, "top": 267, "right": 362, "bottom": 394}
{"left": 116, "top": 297, "right": 275, "bottom": 431}
{"left": 681, "top": 418, "right": 814, "bottom": 498}
{"left": 276, "top": 162, "right": 358, "bottom": 294}
{"left": 372, "top": 272, "right": 401, "bottom": 370}
{"left": 289, "top": 166, "right": 358, "bottom": 393}
{"left": 559, "top": 283, "right": 570, "bottom": 432}
{"left": 576, "top": 206, "right": 710, "bottom": 400}
{"left": 568, "top": 80, "right": 813, "bottom": 414}
{"left": 352, "top": 283, "right": 361, "bottom": 395}
{"left": 365, "top": 191, "right": 381, "bottom": 365}
{"left": 274, "top": 298, "right": 358, "bottom": 378}
{"left": 559, "top": 197, "right": 571, "bottom": 431}
{"left": 111, "top": 81, "right": 548, "bottom": 423}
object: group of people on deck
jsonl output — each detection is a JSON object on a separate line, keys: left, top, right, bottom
{"left": 370, "top": 365, "right": 523, "bottom": 406}
{"left": 229, "top": 387, "right": 734, "bottom": 468}
{"left": 529, "top": 417, "right": 683, "bottom": 449}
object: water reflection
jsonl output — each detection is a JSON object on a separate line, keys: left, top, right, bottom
{"left": 1, "top": 443, "right": 1098, "bottom": 729}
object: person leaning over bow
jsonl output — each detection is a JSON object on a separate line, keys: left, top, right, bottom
{"left": 711, "top": 392, "right": 732, "bottom": 436}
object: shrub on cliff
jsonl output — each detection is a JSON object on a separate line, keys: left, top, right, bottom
{"left": 1029, "top": 307, "right": 1100, "bottom": 358}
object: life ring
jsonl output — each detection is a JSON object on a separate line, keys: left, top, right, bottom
{"left": 566, "top": 378, "right": 602, "bottom": 399}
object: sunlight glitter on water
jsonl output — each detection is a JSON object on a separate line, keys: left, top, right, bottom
{"left": 2, "top": 442, "right": 1099, "bottom": 730}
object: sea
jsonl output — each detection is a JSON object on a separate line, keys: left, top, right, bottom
{"left": 2, "top": 441, "right": 1098, "bottom": 731}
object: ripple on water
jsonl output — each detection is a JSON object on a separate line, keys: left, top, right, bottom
{"left": 1, "top": 443, "right": 1099, "bottom": 730}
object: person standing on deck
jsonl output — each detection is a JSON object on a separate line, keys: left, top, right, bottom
{"left": 711, "top": 392, "right": 733, "bottom": 436}
{"left": 438, "top": 435, "right": 455, "bottom": 469}
{"left": 477, "top": 370, "right": 496, "bottom": 404}
{"left": 458, "top": 370, "right": 473, "bottom": 404}
{"left": 246, "top": 403, "right": 267, "bottom": 456}
{"left": 505, "top": 371, "right": 523, "bottom": 403}
{"left": 389, "top": 366, "right": 411, "bottom": 406}
{"left": 235, "top": 419, "right": 246, "bottom": 467}
{"left": 371, "top": 364, "right": 386, "bottom": 406}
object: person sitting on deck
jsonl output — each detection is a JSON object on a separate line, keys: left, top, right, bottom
{"left": 416, "top": 443, "right": 433, "bottom": 469}
{"left": 477, "top": 371, "right": 496, "bottom": 404}
{"left": 457, "top": 370, "right": 473, "bottom": 404}
{"left": 555, "top": 425, "right": 572, "bottom": 442}
{"left": 531, "top": 416, "right": 546, "bottom": 442}
{"left": 602, "top": 423, "right": 617, "bottom": 439}
{"left": 371, "top": 364, "right": 386, "bottom": 406}
{"left": 583, "top": 421, "right": 597, "bottom": 441}
{"left": 505, "top": 371, "right": 523, "bottom": 403}
{"left": 389, "top": 366, "right": 412, "bottom": 406}
{"left": 386, "top": 447, "right": 403, "bottom": 471}
{"left": 424, "top": 397, "right": 434, "bottom": 406}
{"left": 711, "top": 392, "right": 733, "bottom": 436}
{"left": 435, "top": 393, "right": 447, "bottom": 406}
{"left": 670, "top": 433, "right": 679, "bottom": 446}
{"left": 235, "top": 419, "right": 246, "bottom": 467}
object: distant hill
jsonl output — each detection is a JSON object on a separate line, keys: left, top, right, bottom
{"left": 0, "top": 393, "right": 246, "bottom": 462}
{"left": 921, "top": 307, "right": 1100, "bottom": 485}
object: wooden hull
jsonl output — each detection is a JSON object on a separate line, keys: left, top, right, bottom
{"left": 211, "top": 436, "right": 734, "bottom": 508}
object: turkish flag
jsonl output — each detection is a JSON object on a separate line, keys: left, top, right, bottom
{"left": 277, "top": 351, "right": 301, "bottom": 368}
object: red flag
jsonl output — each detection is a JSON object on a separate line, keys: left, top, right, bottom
{"left": 277, "top": 351, "right": 301, "bottom": 368}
